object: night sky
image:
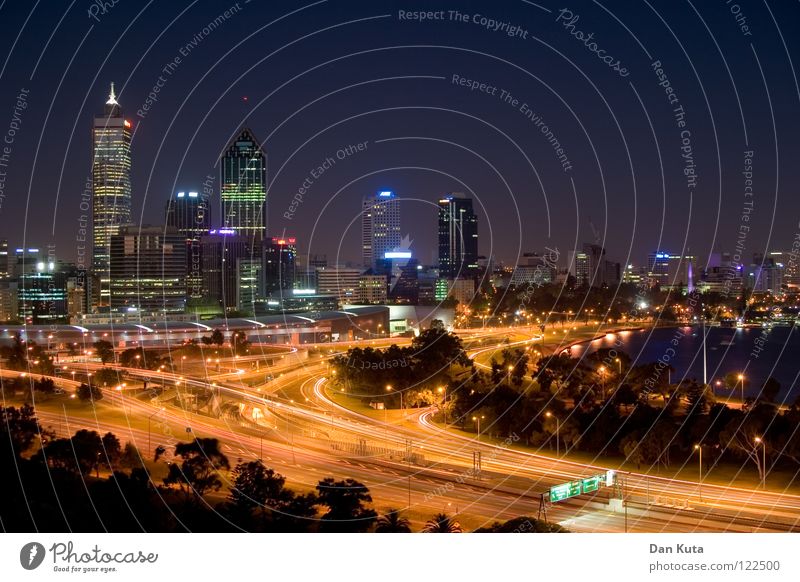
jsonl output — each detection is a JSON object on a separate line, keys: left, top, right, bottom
{"left": 1, "top": 0, "right": 799, "bottom": 270}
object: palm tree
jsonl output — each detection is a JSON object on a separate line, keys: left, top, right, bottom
{"left": 422, "top": 512, "right": 462, "bottom": 533}
{"left": 375, "top": 509, "right": 411, "bottom": 533}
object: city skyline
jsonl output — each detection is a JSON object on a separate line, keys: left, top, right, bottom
{"left": 4, "top": 0, "right": 800, "bottom": 554}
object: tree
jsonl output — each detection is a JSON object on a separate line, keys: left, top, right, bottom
{"left": 475, "top": 516, "right": 569, "bottom": 533}
{"left": 761, "top": 377, "right": 781, "bottom": 403}
{"left": 315, "top": 478, "right": 377, "bottom": 532}
{"left": 94, "top": 367, "right": 121, "bottom": 388}
{"left": 228, "top": 461, "right": 289, "bottom": 519}
{"left": 620, "top": 433, "right": 644, "bottom": 469}
{"left": 375, "top": 509, "right": 411, "bottom": 532}
{"left": 77, "top": 383, "right": 103, "bottom": 402}
{"left": 230, "top": 331, "right": 250, "bottom": 355}
{"left": 119, "top": 442, "right": 144, "bottom": 470}
{"left": 163, "top": 438, "right": 230, "bottom": 499}
{"left": 0, "top": 333, "right": 27, "bottom": 370}
{"left": 33, "top": 377, "right": 56, "bottom": 394}
{"left": 93, "top": 340, "right": 115, "bottom": 365}
{"left": 210, "top": 329, "right": 224, "bottom": 346}
{"left": 101, "top": 432, "right": 122, "bottom": 469}
{"left": 0, "top": 404, "right": 48, "bottom": 458}
{"left": 422, "top": 512, "right": 462, "bottom": 533}
{"left": 39, "top": 430, "right": 104, "bottom": 476}
{"left": 719, "top": 409, "right": 771, "bottom": 485}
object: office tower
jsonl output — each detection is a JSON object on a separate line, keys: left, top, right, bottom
{"left": 0, "top": 280, "right": 18, "bottom": 322}
{"left": 166, "top": 190, "right": 211, "bottom": 299}
{"left": 438, "top": 193, "right": 478, "bottom": 278}
{"left": 763, "top": 251, "right": 796, "bottom": 288}
{"left": 0, "top": 239, "right": 9, "bottom": 279}
{"left": 648, "top": 251, "right": 696, "bottom": 290}
{"left": 570, "top": 249, "right": 590, "bottom": 285}
{"left": 263, "top": 236, "right": 297, "bottom": 294}
{"left": 109, "top": 226, "right": 186, "bottom": 313}
{"left": 701, "top": 253, "right": 742, "bottom": 294}
{"left": 748, "top": 253, "right": 784, "bottom": 293}
{"left": 201, "top": 230, "right": 261, "bottom": 310}
{"left": 92, "top": 83, "right": 132, "bottom": 304}
{"left": 236, "top": 258, "right": 263, "bottom": 313}
{"left": 362, "top": 190, "right": 401, "bottom": 269}
{"left": 220, "top": 128, "right": 267, "bottom": 239}
{"left": 511, "top": 251, "right": 557, "bottom": 287}
{"left": 377, "top": 250, "right": 419, "bottom": 304}
{"left": 316, "top": 267, "right": 362, "bottom": 304}
{"left": 582, "top": 244, "right": 605, "bottom": 286}
{"left": 358, "top": 273, "right": 388, "bottom": 304}
{"left": 13, "top": 248, "right": 68, "bottom": 323}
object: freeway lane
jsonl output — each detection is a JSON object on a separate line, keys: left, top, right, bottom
{"left": 7, "top": 324, "right": 799, "bottom": 531}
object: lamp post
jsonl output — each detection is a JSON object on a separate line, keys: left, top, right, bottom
{"left": 694, "top": 444, "right": 703, "bottom": 501}
{"left": 507, "top": 365, "right": 514, "bottom": 386}
{"left": 546, "top": 411, "right": 560, "bottom": 457}
{"left": 386, "top": 385, "right": 403, "bottom": 410}
{"left": 437, "top": 386, "right": 447, "bottom": 428}
{"left": 755, "top": 437, "right": 766, "bottom": 489}
{"left": 614, "top": 357, "right": 622, "bottom": 374}
{"left": 737, "top": 374, "right": 745, "bottom": 408}
{"left": 472, "top": 415, "right": 484, "bottom": 438}
{"left": 598, "top": 366, "right": 606, "bottom": 400}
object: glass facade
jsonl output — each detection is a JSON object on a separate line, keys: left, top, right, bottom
{"left": 220, "top": 129, "right": 267, "bottom": 238}
{"left": 92, "top": 84, "right": 132, "bottom": 305}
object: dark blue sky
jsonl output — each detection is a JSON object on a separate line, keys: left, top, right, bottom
{"left": 1, "top": 0, "right": 799, "bottom": 270}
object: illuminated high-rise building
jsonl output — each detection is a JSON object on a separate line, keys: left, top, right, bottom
{"left": 437, "top": 193, "right": 478, "bottom": 278}
{"left": 166, "top": 190, "right": 210, "bottom": 299}
{"left": 362, "top": 190, "right": 401, "bottom": 269}
{"left": 92, "top": 83, "right": 132, "bottom": 304}
{"left": 109, "top": 226, "right": 186, "bottom": 313}
{"left": 220, "top": 128, "right": 267, "bottom": 239}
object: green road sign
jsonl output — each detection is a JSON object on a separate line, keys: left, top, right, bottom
{"left": 549, "top": 480, "right": 582, "bottom": 502}
{"left": 582, "top": 475, "right": 602, "bottom": 493}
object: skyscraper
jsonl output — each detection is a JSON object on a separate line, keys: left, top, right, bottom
{"left": 92, "top": 83, "right": 132, "bottom": 304}
{"left": 437, "top": 193, "right": 478, "bottom": 278}
{"left": 220, "top": 128, "right": 267, "bottom": 239}
{"left": 166, "top": 190, "right": 210, "bottom": 299}
{"left": 263, "top": 236, "right": 297, "bottom": 295}
{"left": 201, "top": 230, "right": 261, "bottom": 311}
{"left": 647, "top": 251, "right": 695, "bottom": 290}
{"left": 362, "top": 190, "right": 401, "bottom": 269}
{"left": 110, "top": 226, "right": 186, "bottom": 313}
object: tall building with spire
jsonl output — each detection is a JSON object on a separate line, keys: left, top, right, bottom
{"left": 92, "top": 83, "right": 132, "bottom": 306}
{"left": 220, "top": 128, "right": 267, "bottom": 240}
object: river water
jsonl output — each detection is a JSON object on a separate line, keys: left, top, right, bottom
{"left": 568, "top": 325, "right": 800, "bottom": 400}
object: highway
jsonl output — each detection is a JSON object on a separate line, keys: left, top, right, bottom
{"left": 4, "top": 324, "right": 799, "bottom": 532}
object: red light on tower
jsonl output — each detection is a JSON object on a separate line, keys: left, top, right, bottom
{"left": 124, "top": 119, "right": 132, "bottom": 128}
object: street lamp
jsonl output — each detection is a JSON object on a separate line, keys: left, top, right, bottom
{"left": 386, "top": 384, "right": 403, "bottom": 410}
{"left": 437, "top": 386, "right": 447, "bottom": 427}
{"left": 507, "top": 364, "right": 514, "bottom": 386}
{"left": 737, "top": 374, "right": 745, "bottom": 408}
{"left": 614, "top": 357, "right": 622, "bottom": 374}
{"left": 545, "top": 411, "right": 560, "bottom": 457}
{"left": 472, "top": 415, "right": 485, "bottom": 437}
{"left": 754, "top": 436, "right": 766, "bottom": 489}
{"left": 598, "top": 366, "right": 606, "bottom": 400}
{"left": 694, "top": 444, "right": 703, "bottom": 501}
